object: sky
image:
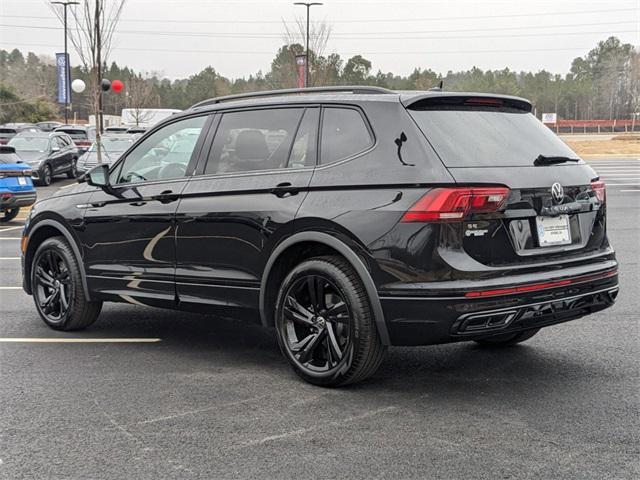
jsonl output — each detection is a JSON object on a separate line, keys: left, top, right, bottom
{"left": 1, "top": 0, "right": 639, "bottom": 80}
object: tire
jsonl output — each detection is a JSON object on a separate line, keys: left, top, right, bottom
{"left": 39, "top": 164, "right": 52, "bottom": 186}
{"left": 31, "top": 236, "right": 102, "bottom": 331}
{"left": 0, "top": 208, "right": 19, "bottom": 223}
{"left": 474, "top": 328, "right": 540, "bottom": 347}
{"left": 275, "top": 255, "right": 386, "bottom": 387}
{"left": 66, "top": 159, "right": 77, "bottom": 179}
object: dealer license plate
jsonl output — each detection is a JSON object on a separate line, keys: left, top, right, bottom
{"left": 536, "top": 214, "right": 571, "bottom": 247}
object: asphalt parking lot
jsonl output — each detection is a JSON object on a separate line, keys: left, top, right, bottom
{"left": 1, "top": 160, "right": 638, "bottom": 479}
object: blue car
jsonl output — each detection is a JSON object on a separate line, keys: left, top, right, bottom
{"left": 0, "top": 145, "right": 37, "bottom": 222}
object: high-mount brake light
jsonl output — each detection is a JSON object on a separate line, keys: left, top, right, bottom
{"left": 401, "top": 187, "right": 510, "bottom": 223}
{"left": 591, "top": 180, "right": 606, "bottom": 203}
{"left": 464, "top": 97, "right": 504, "bottom": 107}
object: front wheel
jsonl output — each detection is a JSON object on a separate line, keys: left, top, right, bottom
{"left": 31, "top": 236, "right": 102, "bottom": 331}
{"left": 474, "top": 328, "right": 540, "bottom": 347}
{"left": 275, "top": 256, "right": 386, "bottom": 387}
{"left": 0, "top": 208, "right": 19, "bottom": 222}
{"left": 39, "top": 164, "right": 52, "bottom": 186}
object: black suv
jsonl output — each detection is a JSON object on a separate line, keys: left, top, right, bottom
{"left": 21, "top": 87, "right": 618, "bottom": 386}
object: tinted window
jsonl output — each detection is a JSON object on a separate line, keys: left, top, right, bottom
{"left": 320, "top": 108, "right": 372, "bottom": 164}
{"left": 288, "top": 108, "right": 319, "bottom": 168}
{"left": 408, "top": 107, "right": 578, "bottom": 167}
{"left": 112, "top": 115, "right": 206, "bottom": 184}
{"left": 57, "top": 129, "right": 87, "bottom": 139}
{"left": 0, "top": 128, "right": 16, "bottom": 134}
{"left": 204, "top": 108, "right": 303, "bottom": 175}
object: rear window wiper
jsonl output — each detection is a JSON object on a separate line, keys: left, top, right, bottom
{"left": 534, "top": 155, "right": 580, "bottom": 166}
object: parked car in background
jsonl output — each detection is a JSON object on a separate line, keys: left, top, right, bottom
{"left": 0, "top": 145, "right": 36, "bottom": 222}
{"left": 21, "top": 87, "right": 618, "bottom": 387}
{"left": 104, "top": 126, "right": 130, "bottom": 134}
{"left": 36, "top": 121, "right": 63, "bottom": 132}
{"left": 53, "top": 125, "right": 96, "bottom": 154}
{"left": 126, "top": 126, "right": 147, "bottom": 134}
{"left": 76, "top": 134, "right": 137, "bottom": 175}
{"left": 0, "top": 123, "right": 39, "bottom": 145}
{"left": 9, "top": 131, "right": 78, "bottom": 185}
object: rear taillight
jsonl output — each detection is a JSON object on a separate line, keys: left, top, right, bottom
{"left": 401, "top": 187, "right": 510, "bottom": 223}
{"left": 591, "top": 180, "right": 606, "bottom": 203}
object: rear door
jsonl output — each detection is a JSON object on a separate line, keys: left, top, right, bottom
{"left": 406, "top": 96, "right": 606, "bottom": 267}
{"left": 175, "top": 106, "right": 318, "bottom": 315}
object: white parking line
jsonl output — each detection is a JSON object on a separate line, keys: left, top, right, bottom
{"left": 0, "top": 257, "right": 20, "bottom": 260}
{"left": 0, "top": 226, "right": 22, "bottom": 233}
{"left": 620, "top": 190, "right": 640, "bottom": 192}
{"left": 0, "top": 238, "right": 20, "bottom": 240}
{"left": 0, "top": 287, "right": 22, "bottom": 290}
{"left": 0, "top": 338, "right": 161, "bottom": 343}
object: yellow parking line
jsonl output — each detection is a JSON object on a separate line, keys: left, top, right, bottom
{"left": 0, "top": 338, "right": 161, "bottom": 343}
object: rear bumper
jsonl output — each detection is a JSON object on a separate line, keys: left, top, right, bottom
{"left": 379, "top": 265, "right": 619, "bottom": 346}
{"left": 0, "top": 190, "right": 37, "bottom": 209}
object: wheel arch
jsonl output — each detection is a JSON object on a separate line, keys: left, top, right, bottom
{"left": 259, "top": 231, "right": 390, "bottom": 345}
{"left": 24, "top": 218, "right": 91, "bottom": 300}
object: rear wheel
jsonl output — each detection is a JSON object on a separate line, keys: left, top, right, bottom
{"left": 66, "top": 159, "right": 77, "bottom": 179}
{"left": 474, "top": 328, "right": 540, "bottom": 347}
{"left": 31, "top": 236, "right": 102, "bottom": 331}
{"left": 1, "top": 208, "right": 19, "bottom": 222}
{"left": 275, "top": 256, "right": 386, "bottom": 387}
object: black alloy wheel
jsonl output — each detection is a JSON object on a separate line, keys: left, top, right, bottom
{"left": 282, "top": 274, "right": 352, "bottom": 373}
{"left": 31, "top": 237, "right": 102, "bottom": 330}
{"left": 67, "top": 159, "right": 77, "bottom": 179}
{"left": 0, "top": 208, "right": 19, "bottom": 223}
{"left": 275, "top": 256, "right": 386, "bottom": 387}
{"left": 40, "top": 164, "right": 52, "bottom": 186}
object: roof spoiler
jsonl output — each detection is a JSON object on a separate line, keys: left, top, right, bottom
{"left": 0, "top": 145, "right": 16, "bottom": 154}
{"left": 403, "top": 93, "right": 532, "bottom": 112}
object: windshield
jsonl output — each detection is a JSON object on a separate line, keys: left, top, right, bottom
{"left": 408, "top": 107, "right": 578, "bottom": 167}
{"left": 89, "top": 138, "right": 134, "bottom": 153}
{"left": 8, "top": 136, "right": 49, "bottom": 152}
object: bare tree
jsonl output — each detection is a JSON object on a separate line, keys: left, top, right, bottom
{"left": 282, "top": 17, "right": 332, "bottom": 86}
{"left": 126, "top": 73, "right": 160, "bottom": 126}
{"left": 50, "top": 0, "right": 126, "bottom": 163}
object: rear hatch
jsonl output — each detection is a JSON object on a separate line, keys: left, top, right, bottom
{"left": 57, "top": 128, "right": 92, "bottom": 149}
{"left": 0, "top": 128, "right": 17, "bottom": 145}
{"left": 406, "top": 95, "right": 607, "bottom": 267}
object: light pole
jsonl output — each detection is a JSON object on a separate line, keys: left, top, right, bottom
{"left": 51, "top": 1, "right": 79, "bottom": 124}
{"left": 294, "top": 2, "right": 322, "bottom": 88}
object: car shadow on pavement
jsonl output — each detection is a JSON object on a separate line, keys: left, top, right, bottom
{"left": 81, "top": 303, "right": 604, "bottom": 398}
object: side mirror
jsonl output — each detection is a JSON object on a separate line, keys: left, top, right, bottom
{"left": 51, "top": 146, "right": 61, "bottom": 153}
{"left": 84, "top": 163, "right": 111, "bottom": 189}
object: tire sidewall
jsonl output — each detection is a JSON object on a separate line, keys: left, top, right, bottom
{"left": 31, "top": 238, "right": 78, "bottom": 329}
{"left": 41, "top": 164, "right": 52, "bottom": 186}
{"left": 275, "top": 259, "right": 366, "bottom": 386}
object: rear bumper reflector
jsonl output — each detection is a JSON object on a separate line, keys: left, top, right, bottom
{"left": 464, "top": 268, "right": 618, "bottom": 298}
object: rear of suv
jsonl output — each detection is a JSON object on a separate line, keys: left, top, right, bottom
{"left": 21, "top": 87, "right": 618, "bottom": 387}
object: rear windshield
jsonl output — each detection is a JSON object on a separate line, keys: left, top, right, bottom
{"left": 0, "top": 128, "right": 17, "bottom": 134}
{"left": 408, "top": 107, "right": 578, "bottom": 167}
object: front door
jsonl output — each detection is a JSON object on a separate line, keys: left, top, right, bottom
{"left": 175, "top": 107, "right": 319, "bottom": 317}
{"left": 79, "top": 114, "right": 211, "bottom": 307}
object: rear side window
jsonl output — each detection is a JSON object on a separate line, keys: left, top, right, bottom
{"left": 204, "top": 108, "right": 303, "bottom": 175}
{"left": 320, "top": 107, "right": 372, "bottom": 164}
{"left": 408, "top": 104, "right": 578, "bottom": 167}
{"left": 288, "top": 108, "right": 319, "bottom": 169}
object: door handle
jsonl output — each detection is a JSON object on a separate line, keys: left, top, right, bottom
{"left": 271, "top": 182, "right": 298, "bottom": 198}
{"left": 152, "top": 190, "right": 179, "bottom": 204}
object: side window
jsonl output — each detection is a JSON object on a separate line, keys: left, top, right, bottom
{"left": 320, "top": 107, "right": 373, "bottom": 164}
{"left": 51, "top": 137, "right": 64, "bottom": 150}
{"left": 287, "top": 108, "right": 319, "bottom": 168}
{"left": 112, "top": 115, "right": 207, "bottom": 184}
{"left": 204, "top": 108, "right": 303, "bottom": 175}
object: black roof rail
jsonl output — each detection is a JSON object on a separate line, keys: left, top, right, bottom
{"left": 190, "top": 86, "right": 395, "bottom": 109}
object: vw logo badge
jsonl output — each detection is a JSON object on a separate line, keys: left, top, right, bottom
{"left": 551, "top": 182, "right": 564, "bottom": 204}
